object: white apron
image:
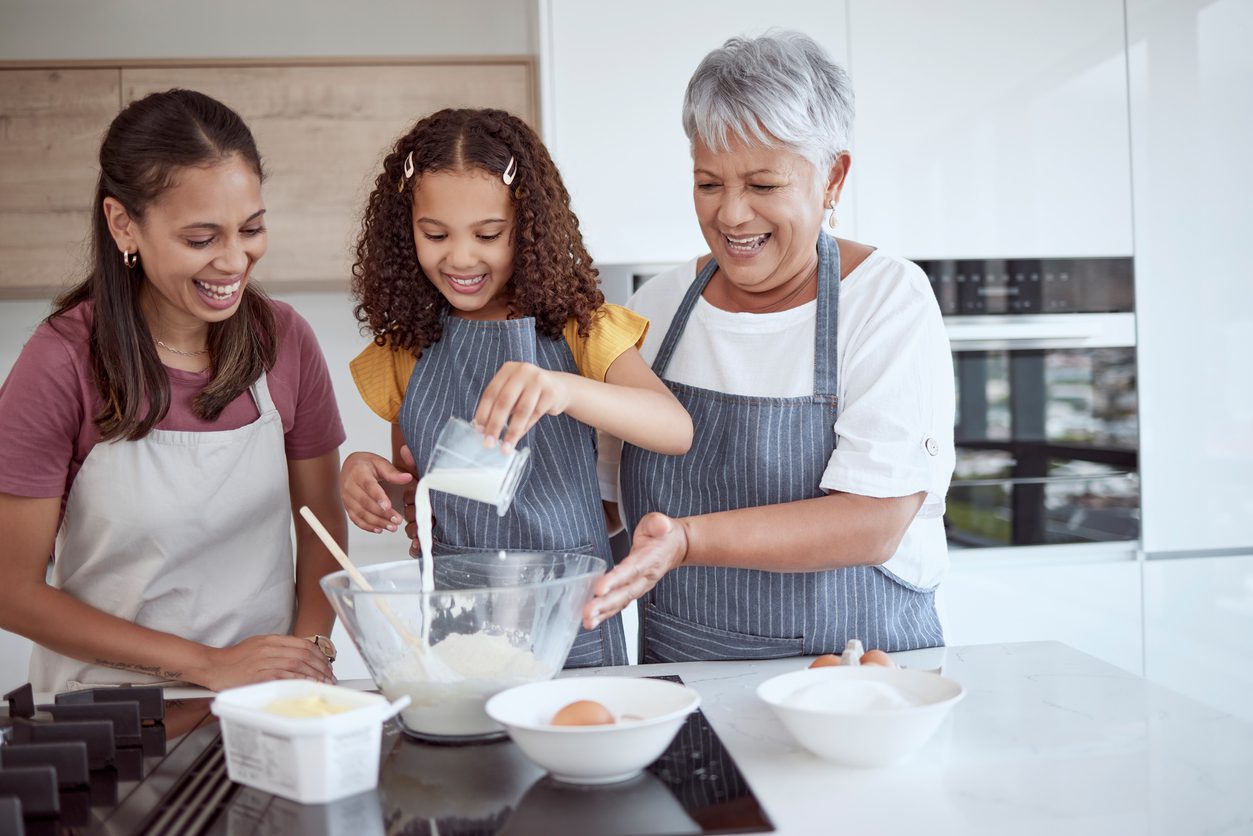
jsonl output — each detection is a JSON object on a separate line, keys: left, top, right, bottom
{"left": 28, "top": 372, "right": 296, "bottom": 691}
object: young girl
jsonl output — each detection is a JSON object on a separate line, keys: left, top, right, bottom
{"left": 340, "top": 108, "right": 693, "bottom": 668}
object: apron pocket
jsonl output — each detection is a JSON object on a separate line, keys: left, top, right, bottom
{"left": 642, "top": 603, "right": 804, "bottom": 663}
{"left": 871, "top": 564, "right": 940, "bottom": 595}
{"left": 563, "top": 626, "right": 605, "bottom": 669}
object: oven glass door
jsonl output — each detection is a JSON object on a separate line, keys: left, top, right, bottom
{"left": 947, "top": 346, "right": 1139, "bottom": 548}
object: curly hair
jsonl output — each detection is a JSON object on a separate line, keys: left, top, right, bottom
{"left": 352, "top": 108, "right": 603, "bottom": 357}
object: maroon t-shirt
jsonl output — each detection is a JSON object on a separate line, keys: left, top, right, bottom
{"left": 0, "top": 299, "right": 346, "bottom": 500}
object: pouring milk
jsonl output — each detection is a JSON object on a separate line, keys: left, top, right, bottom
{"left": 379, "top": 438, "right": 554, "bottom": 738}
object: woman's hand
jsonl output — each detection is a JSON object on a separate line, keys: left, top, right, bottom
{"left": 193, "top": 635, "right": 335, "bottom": 691}
{"left": 474, "top": 362, "right": 572, "bottom": 452}
{"left": 340, "top": 451, "right": 412, "bottom": 533}
{"left": 583, "top": 512, "right": 690, "bottom": 628}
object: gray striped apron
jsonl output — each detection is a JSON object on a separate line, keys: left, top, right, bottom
{"left": 399, "top": 314, "right": 628, "bottom": 668}
{"left": 620, "top": 233, "right": 944, "bottom": 663}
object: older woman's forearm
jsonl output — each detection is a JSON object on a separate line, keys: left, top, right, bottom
{"left": 680, "top": 491, "right": 926, "bottom": 571}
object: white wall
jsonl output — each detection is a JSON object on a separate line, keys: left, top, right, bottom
{"left": 0, "top": 0, "right": 536, "bottom": 60}
{"left": 540, "top": 0, "right": 852, "bottom": 265}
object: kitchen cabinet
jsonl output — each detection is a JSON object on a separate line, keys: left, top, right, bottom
{"left": 941, "top": 552, "right": 1143, "bottom": 675}
{"left": 540, "top": 0, "right": 850, "bottom": 264}
{"left": 847, "top": 0, "right": 1134, "bottom": 259}
{"left": 1144, "top": 553, "right": 1253, "bottom": 724}
{"left": 0, "top": 69, "right": 120, "bottom": 298}
{"left": 0, "top": 58, "right": 537, "bottom": 297}
{"left": 1126, "top": 0, "right": 1253, "bottom": 554}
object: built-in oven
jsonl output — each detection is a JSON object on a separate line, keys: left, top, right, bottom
{"left": 599, "top": 256, "right": 1141, "bottom": 551}
{"left": 919, "top": 257, "right": 1139, "bottom": 549}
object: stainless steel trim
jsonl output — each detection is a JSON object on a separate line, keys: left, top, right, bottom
{"left": 945, "top": 312, "right": 1136, "bottom": 349}
{"left": 952, "top": 472, "right": 1136, "bottom": 487}
{"left": 1145, "top": 547, "right": 1253, "bottom": 561}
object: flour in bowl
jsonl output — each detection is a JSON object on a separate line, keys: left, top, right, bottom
{"left": 784, "top": 680, "right": 918, "bottom": 713}
{"left": 380, "top": 631, "right": 555, "bottom": 737}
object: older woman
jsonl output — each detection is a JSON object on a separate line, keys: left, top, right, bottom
{"left": 587, "top": 31, "right": 956, "bottom": 662}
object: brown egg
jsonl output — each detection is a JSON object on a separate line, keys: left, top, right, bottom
{"left": 860, "top": 649, "right": 895, "bottom": 667}
{"left": 809, "top": 654, "right": 842, "bottom": 669}
{"left": 551, "top": 700, "right": 616, "bottom": 726}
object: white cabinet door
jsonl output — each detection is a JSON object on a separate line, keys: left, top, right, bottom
{"left": 942, "top": 558, "right": 1143, "bottom": 675}
{"left": 541, "top": 0, "right": 850, "bottom": 264}
{"left": 848, "top": 0, "right": 1133, "bottom": 258}
{"left": 1127, "top": 0, "right": 1253, "bottom": 554}
{"left": 1144, "top": 555, "right": 1253, "bottom": 724}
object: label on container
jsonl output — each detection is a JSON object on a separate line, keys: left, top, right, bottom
{"left": 223, "top": 722, "right": 297, "bottom": 792}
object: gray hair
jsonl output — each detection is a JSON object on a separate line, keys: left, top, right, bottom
{"left": 682, "top": 30, "right": 854, "bottom": 176}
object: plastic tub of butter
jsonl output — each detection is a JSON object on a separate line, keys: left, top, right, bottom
{"left": 211, "top": 681, "right": 409, "bottom": 804}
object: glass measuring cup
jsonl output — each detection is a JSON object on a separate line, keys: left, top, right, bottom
{"left": 424, "top": 416, "right": 531, "bottom": 516}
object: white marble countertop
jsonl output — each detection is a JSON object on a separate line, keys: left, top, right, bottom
{"left": 559, "top": 641, "right": 1253, "bottom": 836}
{"left": 160, "top": 640, "right": 1253, "bottom": 835}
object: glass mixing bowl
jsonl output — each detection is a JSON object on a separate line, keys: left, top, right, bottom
{"left": 321, "top": 552, "right": 606, "bottom": 743}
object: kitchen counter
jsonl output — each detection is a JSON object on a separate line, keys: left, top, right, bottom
{"left": 557, "top": 641, "right": 1253, "bottom": 836}
{"left": 153, "top": 640, "right": 1253, "bottom": 835}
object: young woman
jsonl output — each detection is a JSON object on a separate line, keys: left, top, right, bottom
{"left": 0, "top": 90, "right": 348, "bottom": 691}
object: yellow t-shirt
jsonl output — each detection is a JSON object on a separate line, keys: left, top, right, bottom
{"left": 349, "top": 304, "right": 649, "bottom": 423}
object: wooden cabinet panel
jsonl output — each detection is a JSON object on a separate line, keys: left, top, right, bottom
{"left": 0, "top": 59, "right": 535, "bottom": 296}
{"left": 0, "top": 69, "right": 120, "bottom": 296}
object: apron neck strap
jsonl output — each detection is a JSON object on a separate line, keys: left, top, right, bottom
{"left": 650, "top": 235, "right": 841, "bottom": 397}
{"left": 813, "top": 232, "right": 841, "bottom": 398}
{"left": 249, "top": 371, "right": 276, "bottom": 414}
{"left": 649, "top": 258, "right": 717, "bottom": 377}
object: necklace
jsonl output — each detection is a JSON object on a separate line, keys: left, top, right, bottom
{"left": 154, "top": 338, "right": 209, "bottom": 357}
{"left": 730, "top": 263, "right": 819, "bottom": 314}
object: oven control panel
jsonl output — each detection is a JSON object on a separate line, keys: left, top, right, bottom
{"left": 917, "top": 256, "right": 1134, "bottom": 316}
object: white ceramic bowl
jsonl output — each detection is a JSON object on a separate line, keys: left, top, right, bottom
{"left": 757, "top": 666, "right": 964, "bottom": 767}
{"left": 484, "top": 676, "right": 700, "bottom": 784}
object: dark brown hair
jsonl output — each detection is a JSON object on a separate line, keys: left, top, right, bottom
{"left": 352, "top": 108, "right": 603, "bottom": 356}
{"left": 50, "top": 89, "right": 277, "bottom": 441}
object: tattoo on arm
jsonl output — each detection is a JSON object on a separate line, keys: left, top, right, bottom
{"left": 94, "top": 659, "right": 183, "bottom": 679}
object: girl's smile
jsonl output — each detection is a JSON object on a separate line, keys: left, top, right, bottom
{"left": 412, "top": 168, "right": 516, "bottom": 320}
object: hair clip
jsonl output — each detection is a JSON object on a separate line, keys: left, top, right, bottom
{"left": 397, "top": 151, "right": 415, "bottom": 193}
{"left": 502, "top": 156, "right": 517, "bottom": 186}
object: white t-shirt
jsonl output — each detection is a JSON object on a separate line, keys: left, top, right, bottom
{"left": 599, "top": 244, "right": 955, "bottom": 589}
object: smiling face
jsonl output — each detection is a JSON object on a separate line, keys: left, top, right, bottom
{"left": 693, "top": 135, "right": 846, "bottom": 297}
{"left": 411, "top": 167, "right": 516, "bottom": 320}
{"left": 106, "top": 154, "right": 266, "bottom": 341}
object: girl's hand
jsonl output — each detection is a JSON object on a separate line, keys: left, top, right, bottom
{"left": 474, "top": 362, "right": 572, "bottom": 452}
{"left": 340, "top": 451, "right": 412, "bottom": 533}
{"left": 194, "top": 635, "right": 334, "bottom": 691}
{"left": 582, "top": 512, "right": 690, "bottom": 628}
{"left": 397, "top": 444, "right": 424, "bottom": 556}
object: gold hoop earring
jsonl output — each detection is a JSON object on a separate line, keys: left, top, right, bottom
{"left": 122, "top": 249, "right": 138, "bottom": 269}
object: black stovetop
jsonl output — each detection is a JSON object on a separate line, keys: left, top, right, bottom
{"left": 2, "top": 677, "right": 773, "bottom": 836}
